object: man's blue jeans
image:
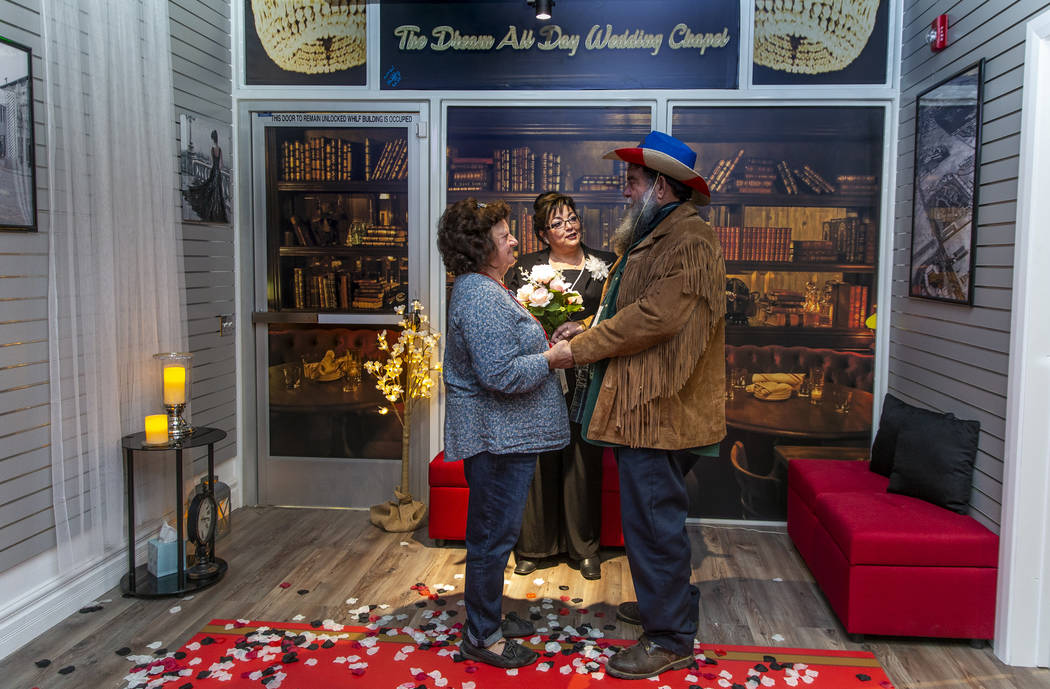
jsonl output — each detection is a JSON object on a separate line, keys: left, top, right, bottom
{"left": 616, "top": 446, "right": 700, "bottom": 656}
{"left": 462, "top": 450, "right": 537, "bottom": 647}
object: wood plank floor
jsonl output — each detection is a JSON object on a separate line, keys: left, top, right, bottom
{"left": 5, "top": 506, "right": 1048, "bottom": 688}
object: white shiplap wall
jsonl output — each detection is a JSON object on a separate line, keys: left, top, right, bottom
{"left": 0, "top": 0, "right": 235, "bottom": 574}
{"left": 894, "top": 0, "right": 1050, "bottom": 531}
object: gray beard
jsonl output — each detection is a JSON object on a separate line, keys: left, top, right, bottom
{"left": 611, "top": 189, "right": 660, "bottom": 255}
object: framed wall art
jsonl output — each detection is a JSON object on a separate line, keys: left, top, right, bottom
{"left": 180, "top": 114, "right": 233, "bottom": 224}
{"left": 0, "top": 36, "right": 37, "bottom": 232}
{"left": 909, "top": 59, "right": 984, "bottom": 304}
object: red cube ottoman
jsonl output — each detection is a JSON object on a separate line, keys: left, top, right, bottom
{"left": 428, "top": 449, "right": 625, "bottom": 547}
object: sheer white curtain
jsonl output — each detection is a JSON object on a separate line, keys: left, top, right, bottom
{"left": 43, "top": 0, "right": 186, "bottom": 574}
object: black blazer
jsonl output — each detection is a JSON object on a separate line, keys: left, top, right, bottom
{"left": 504, "top": 244, "right": 617, "bottom": 322}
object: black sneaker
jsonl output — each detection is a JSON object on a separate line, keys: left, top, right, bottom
{"left": 459, "top": 638, "right": 539, "bottom": 669}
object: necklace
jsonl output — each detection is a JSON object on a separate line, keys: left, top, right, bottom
{"left": 548, "top": 251, "right": 586, "bottom": 292}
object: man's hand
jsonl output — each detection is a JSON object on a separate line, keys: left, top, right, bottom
{"left": 544, "top": 340, "right": 575, "bottom": 369}
{"left": 551, "top": 321, "right": 585, "bottom": 343}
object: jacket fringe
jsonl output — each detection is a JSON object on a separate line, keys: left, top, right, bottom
{"left": 613, "top": 233, "right": 726, "bottom": 447}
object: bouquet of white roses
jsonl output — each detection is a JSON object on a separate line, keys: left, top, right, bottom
{"left": 514, "top": 263, "right": 583, "bottom": 336}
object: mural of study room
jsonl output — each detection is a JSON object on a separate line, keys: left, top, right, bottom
{"left": 675, "top": 105, "right": 884, "bottom": 519}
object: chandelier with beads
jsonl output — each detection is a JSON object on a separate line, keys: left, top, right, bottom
{"left": 252, "top": 0, "right": 366, "bottom": 74}
{"left": 753, "top": 0, "right": 880, "bottom": 74}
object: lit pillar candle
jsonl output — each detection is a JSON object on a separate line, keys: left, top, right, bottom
{"left": 145, "top": 415, "right": 168, "bottom": 444}
{"left": 163, "top": 366, "right": 186, "bottom": 405}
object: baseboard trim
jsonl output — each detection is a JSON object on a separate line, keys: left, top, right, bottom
{"left": 0, "top": 533, "right": 153, "bottom": 663}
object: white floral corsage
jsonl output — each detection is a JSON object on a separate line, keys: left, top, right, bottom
{"left": 584, "top": 254, "right": 610, "bottom": 281}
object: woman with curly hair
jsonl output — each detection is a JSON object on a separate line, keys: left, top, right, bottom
{"left": 437, "top": 198, "right": 574, "bottom": 669}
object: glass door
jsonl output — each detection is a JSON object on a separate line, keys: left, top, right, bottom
{"left": 250, "top": 111, "right": 424, "bottom": 507}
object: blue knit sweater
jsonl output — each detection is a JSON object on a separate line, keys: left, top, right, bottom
{"left": 442, "top": 272, "right": 569, "bottom": 461}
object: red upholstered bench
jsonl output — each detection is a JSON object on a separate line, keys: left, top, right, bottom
{"left": 788, "top": 458, "right": 998, "bottom": 641}
{"left": 428, "top": 450, "right": 625, "bottom": 547}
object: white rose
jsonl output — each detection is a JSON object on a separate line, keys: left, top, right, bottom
{"left": 567, "top": 292, "right": 583, "bottom": 305}
{"left": 549, "top": 277, "right": 570, "bottom": 293}
{"left": 516, "top": 283, "right": 535, "bottom": 303}
{"left": 528, "top": 286, "right": 552, "bottom": 307}
{"left": 530, "top": 264, "right": 557, "bottom": 284}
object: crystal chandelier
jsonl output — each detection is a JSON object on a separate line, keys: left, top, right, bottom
{"left": 252, "top": 0, "right": 366, "bottom": 74}
{"left": 753, "top": 0, "right": 880, "bottom": 74}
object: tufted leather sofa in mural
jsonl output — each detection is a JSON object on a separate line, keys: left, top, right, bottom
{"left": 268, "top": 327, "right": 383, "bottom": 367}
{"left": 725, "top": 344, "right": 874, "bottom": 392}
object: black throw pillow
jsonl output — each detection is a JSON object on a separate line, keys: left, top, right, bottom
{"left": 887, "top": 414, "right": 980, "bottom": 514}
{"left": 870, "top": 394, "right": 953, "bottom": 477}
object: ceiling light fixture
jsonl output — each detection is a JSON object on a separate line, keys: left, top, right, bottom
{"left": 753, "top": 0, "right": 879, "bottom": 74}
{"left": 527, "top": 0, "right": 554, "bottom": 21}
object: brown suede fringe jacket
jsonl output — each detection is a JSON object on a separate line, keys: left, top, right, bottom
{"left": 570, "top": 202, "right": 727, "bottom": 450}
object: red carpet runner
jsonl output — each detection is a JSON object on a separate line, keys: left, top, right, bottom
{"left": 124, "top": 619, "right": 894, "bottom": 688}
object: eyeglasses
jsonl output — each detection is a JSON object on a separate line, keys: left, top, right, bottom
{"left": 547, "top": 214, "right": 579, "bottom": 232}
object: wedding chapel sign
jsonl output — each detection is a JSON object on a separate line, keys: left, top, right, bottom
{"left": 379, "top": 0, "right": 739, "bottom": 90}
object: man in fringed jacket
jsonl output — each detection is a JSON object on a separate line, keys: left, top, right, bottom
{"left": 553, "top": 130, "right": 727, "bottom": 680}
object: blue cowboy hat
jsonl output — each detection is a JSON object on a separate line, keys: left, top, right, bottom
{"left": 604, "top": 131, "right": 710, "bottom": 205}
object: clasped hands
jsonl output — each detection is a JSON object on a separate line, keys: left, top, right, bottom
{"left": 544, "top": 321, "right": 586, "bottom": 370}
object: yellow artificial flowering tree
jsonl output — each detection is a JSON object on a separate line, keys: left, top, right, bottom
{"left": 364, "top": 300, "right": 442, "bottom": 532}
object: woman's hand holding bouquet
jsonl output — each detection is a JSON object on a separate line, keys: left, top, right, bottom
{"left": 514, "top": 263, "right": 583, "bottom": 336}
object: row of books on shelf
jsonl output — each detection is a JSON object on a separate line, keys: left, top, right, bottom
{"left": 832, "top": 283, "right": 870, "bottom": 329}
{"left": 713, "top": 217, "right": 874, "bottom": 265}
{"left": 823, "top": 217, "right": 874, "bottom": 264}
{"left": 290, "top": 268, "right": 405, "bottom": 311}
{"left": 286, "top": 217, "right": 407, "bottom": 248}
{"left": 447, "top": 149, "right": 627, "bottom": 194}
{"left": 280, "top": 136, "right": 408, "bottom": 182}
{"left": 715, "top": 226, "right": 792, "bottom": 262}
{"left": 706, "top": 150, "right": 877, "bottom": 196}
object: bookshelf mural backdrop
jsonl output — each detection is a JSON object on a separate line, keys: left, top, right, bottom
{"left": 443, "top": 104, "right": 884, "bottom": 520}
{"left": 673, "top": 105, "right": 883, "bottom": 519}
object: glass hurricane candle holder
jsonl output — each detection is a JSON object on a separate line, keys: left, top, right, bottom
{"left": 154, "top": 352, "right": 194, "bottom": 441}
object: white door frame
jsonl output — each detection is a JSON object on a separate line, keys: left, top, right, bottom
{"left": 997, "top": 6, "right": 1050, "bottom": 668}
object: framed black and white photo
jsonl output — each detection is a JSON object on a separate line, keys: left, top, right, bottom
{"left": 0, "top": 36, "right": 37, "bottom": 232}
{"left": 180, "top": 114, "right": 232, "bottom": 224}
{"left": 909, "top": 60, "right": 984, "bottom": 304}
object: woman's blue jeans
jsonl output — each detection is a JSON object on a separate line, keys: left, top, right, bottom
{"left": 462, "top": 450, "right": 537, "bottom": 647}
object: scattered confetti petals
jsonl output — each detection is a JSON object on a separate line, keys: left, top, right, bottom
{"left": 78, "top": 605, "right": 103, "bottom": 614}
{"left": 532, "top": 578, "right": 545, "bottom": 586}
{"left": 279, "top": 582, "right": 291, "bottom": 589}
{"left": 170, "top": 606, "right": 182, "bottom": 614}
{"left": 771, "top": 634, "right": 785, "bottom": 642}
{"left": 147, "top": 641, "right": 163, "bottom": 650}
{"left": 34, "top": 659, "right": 51, "bottom": 668}
{"left": 58, "top": 665, "right": 75, "bottom": 675}
{"left": 297, "top": 589, "right": 310, "bottom": 595}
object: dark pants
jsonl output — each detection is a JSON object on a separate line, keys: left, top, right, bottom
{"left": 515, "top": 421, "right": 603, "bottom": 561}
{"left": 616, "top": 446, "right": 700, "bottom": 656}
{"left": 462, "top": 450, "right": 537, "bottom": 647}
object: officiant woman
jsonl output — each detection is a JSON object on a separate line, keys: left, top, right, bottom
{"left": 504, "top": 192, "right": 616, "bottom": 581}
{"left": 437, "top": 198, "right": 574, "bottom": 669}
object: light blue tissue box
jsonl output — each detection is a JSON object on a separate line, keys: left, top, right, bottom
{"left": 147, "top": 537, "right": 178, "bottom": 578}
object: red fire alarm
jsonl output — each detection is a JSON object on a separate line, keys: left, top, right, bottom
{"left": 929, "top": 14, "right": 949, "bottom": 52}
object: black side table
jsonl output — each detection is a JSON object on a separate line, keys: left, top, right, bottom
{"left": 120, "top": 426, "right": 228, "bottom": 598}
